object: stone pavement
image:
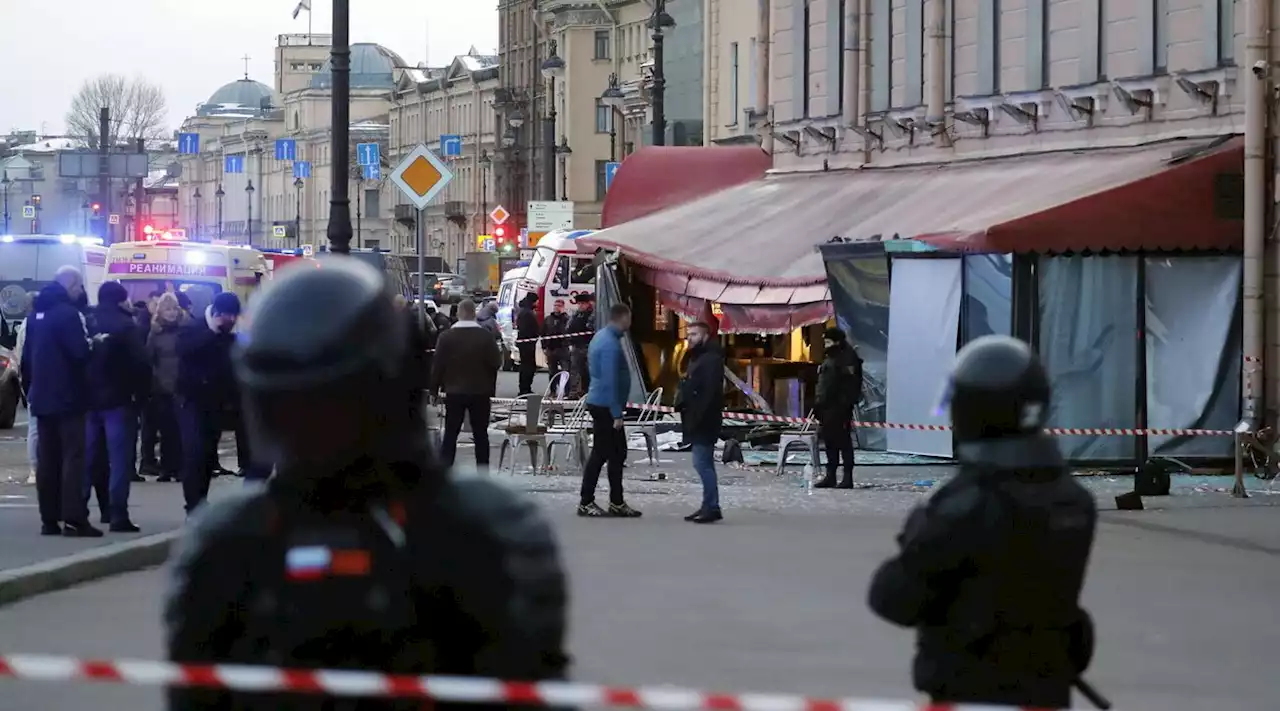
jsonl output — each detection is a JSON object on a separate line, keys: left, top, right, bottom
{"left": 0, "top": 492, "right": 1278, "bottom": 711}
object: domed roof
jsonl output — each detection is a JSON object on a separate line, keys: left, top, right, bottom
{"left": 311, "top": 43, "right": 406, "bottom": 90}
{"left": 206, "top": 78, "right": 275, "bottom": 108}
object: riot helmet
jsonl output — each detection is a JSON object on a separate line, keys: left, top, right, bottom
{"left": 234, "top": 256, "right": 414, "bottom": 475}
{"left": 938, "top": 335, "right": 1050, "bottom": 442}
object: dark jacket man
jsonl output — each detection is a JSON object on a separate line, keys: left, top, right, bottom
{"left": 85, "top": 284, "right": 150, "bottom": 412}
{"left": 175, "top": 306, "right": 238, "bottom": 410}
{"left": 541, "top": 303, "right": 571, "bottom": 385}
{"left": 515, "top": 293, "right": 541, "bottom": 395}
{"left": 176, "top": 293, "right": 241, "bottom": 512}
{"left": 677, "top": 341, "right": 724, "bottom": 446}
{"left": 431, "top": 302, "right": 501, "bottom": 468}
{"left": 868, "top": 336, "right": 1097, "bottom": 709}
{"left": 813, "top": 330, "right": 862, "bottom": 489}
{"left": 566, "top": 296, "right": 595, "bottom": 398}
{"left": 21, "top": 282, "right": 91, "bottom": 419}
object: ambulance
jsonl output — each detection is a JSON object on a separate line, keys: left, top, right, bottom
{"left": 0, "top": 234, "right": 108, "bottom": 347}
{"left": 504, "top": 229, "right": 597, "bottom": 369}
{"left": 105, "top": 233, "right": 268, "bottom": 317}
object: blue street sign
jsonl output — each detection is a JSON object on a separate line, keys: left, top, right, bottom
{"left": 224, "top": 155, "right": 245, "bottom": 174}
{"left": 274, "top": 138, "right": 297, "bottom": 161}
{"left": 441, "top": 134, "right": 462, "bottom": 157}
{"left": 293, "top": 161, "right": 312, "bottom": 179}
{"left": 604, "top": 161, "right": 621, "bottom": 192}
{"left": 356, "top": 142, "right": 380, "bottom": 166}
{"left": 362, "top": 163, "right": 381, "bottom": 180}
{"left": 177, "top": 133, "right": 200, "bottom": 154}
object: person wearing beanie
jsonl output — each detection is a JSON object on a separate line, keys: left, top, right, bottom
{"left": 175, "top": 291, "right": 243, "bottom": 512}
{"left": 84, "top": 281, "right": 151, "bottom": 532}
{"left": 813, "top": 327, "right": 863, "bottom": 489}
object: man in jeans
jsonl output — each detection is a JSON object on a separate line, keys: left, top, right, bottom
{"left": 676, "top": 321, "right": 725, "bottom": 523}
{"left": 577, "top": 303, "right": 641, "bottom": 518}
{"left": 431, "top": 298, "right": 500, "bottom": 469}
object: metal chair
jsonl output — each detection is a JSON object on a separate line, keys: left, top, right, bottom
{"left": 497, "top": 395, "right": 547, "bottom": 475}
{"left": 545, "top": 398, "right": 591, "bottom": 472}
{"left": 541, "top": 371, "right": 572, "bottom": 427}
{"left": 776, "top": 410, "right": 821, "bottom": 476}
{"left": 631, "top": 387, "right": 665, "bottom": 466}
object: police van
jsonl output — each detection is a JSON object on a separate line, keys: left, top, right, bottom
{"left": 0, "top": 234, "right": 107, "bottom": 348}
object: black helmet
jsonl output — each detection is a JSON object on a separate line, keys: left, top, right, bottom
{"left": 941, "top": 335, "right": 1050, "bottom": 442}
{"left": 234, "top": 256, "right": 414, "bottom": 471}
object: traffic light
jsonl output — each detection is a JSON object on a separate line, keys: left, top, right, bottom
{"left": 494, "top": 224, "right": 513, "bottom": 253}
{"left": 91, "top": 203, "right": 102, "bottom": 215}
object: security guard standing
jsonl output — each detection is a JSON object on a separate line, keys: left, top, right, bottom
{"left": 566, "top": 293, "right": 595, "bottom": 398}
{"left": 867, "top": 335, "right": 1099, "bottom": 710}
{"left": 163, "top": 258, "right": 570, "bottom": 711}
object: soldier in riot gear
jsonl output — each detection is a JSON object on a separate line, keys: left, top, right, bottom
{"left": 867, "top": 335, "right": 1098, "bottom": 710}
{"left": 163, "top": 258, "right": 570, "bottom": 711}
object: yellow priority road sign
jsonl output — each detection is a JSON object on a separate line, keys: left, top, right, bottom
{"left": 389, "top": 143, "right": 454, "bottom": 210}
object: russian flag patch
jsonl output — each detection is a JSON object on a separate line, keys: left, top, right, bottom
{"left": 285, "top": 545, "right": 372, "bottom": 581}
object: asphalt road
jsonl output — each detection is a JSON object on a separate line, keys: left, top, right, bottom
{"left": 0, "top": 483, "right": 1279, "bottom": 711}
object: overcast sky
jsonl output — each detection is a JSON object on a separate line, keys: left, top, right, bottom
{"left": 0, "top": 0, "right": 497, "bottom": 136}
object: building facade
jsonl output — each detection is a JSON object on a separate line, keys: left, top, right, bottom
{"left": 389, "top": 50, "right": 500, "bottom": 270}
{"left": 176, "top": 37, "right": 403, "bottom": 252}
{"left": 704, "top": 0, "right": 767, "bottom": 146}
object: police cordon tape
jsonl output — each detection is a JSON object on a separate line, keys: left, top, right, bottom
{"left": 0, "top": 653, "right": 1077, "bottom": 711}
{"left": 426, "top": 329, "right": 593, "bottom": 354}
{"left": 486, "top": 398, "right": 1234, "bottom": 438}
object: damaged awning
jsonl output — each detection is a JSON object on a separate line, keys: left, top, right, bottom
{"left": 578, "top": 136, "right": 1241, "bottom": 332}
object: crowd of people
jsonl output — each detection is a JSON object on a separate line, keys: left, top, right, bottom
{"left": 14, "top": 265, "right": 261, "bottom": 535}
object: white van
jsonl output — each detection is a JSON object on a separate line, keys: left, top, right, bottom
{"left": 0, "top": 234, "right": 107, "bottom": 348}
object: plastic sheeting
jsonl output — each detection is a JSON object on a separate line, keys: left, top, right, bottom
{"left": 886, "top": 259, "right": 963, "bottom": 457}
{"left": 962, "top": 255, "right": 1013, "bottom": 343}
{"left": 1145, "top": 256, "right": 1241, "bottom": 457}
{"left": 1039, "top": 257, "right": 1139, "bottom": 461}
{"left": 824, "top": 255, "right": 891, "bottom": 450}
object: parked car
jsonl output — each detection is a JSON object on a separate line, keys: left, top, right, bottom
{"left": 0, "top": 345, "right": 19, "bottom": 430}
{"left": 441, "top": 276, "right": 467, "bottom": 303}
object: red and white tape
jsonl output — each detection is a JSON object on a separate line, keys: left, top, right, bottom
{"left": 426, "top": 329, "right": 592, "bottom": 354}
{"left": 486, "top": 398, "right": 1233, "bottom": 438}
{"left": 0, "top": 654, "right": 1070, "bottom": 710}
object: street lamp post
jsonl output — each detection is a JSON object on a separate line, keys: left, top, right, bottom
{"left": 245, "top": 180, "right": 256, "bottom": 245}
{"left": 193, "top": 188, "right": 202, "bottom": 239}
{"left": 479, "top": 150, "right": 491, "bottom": 234}
{"left": 601, "top": 73, "right": 626, "bottom": 161}
{"left": 327, "top": 0, "right": 354, "bottom": 254}
{"left": 542, "top": 40, "right": 566, "bottom": 203}
{"left": 294, "top": 177, "right": 303, "bottom": 249}
{"left": 215, "top": 184, "right": 225, "bottom": 239}
{"left": 507, "top": 109, "right": 526, "bottom": 211}
{"left": 0, "top": 171, "right": 10, "bottom": 233}
{"left": 649, "top": 0, "right": 676, "bottom": 147}
{"left": 556, "top": 138, "right": 572, "bottom": 201}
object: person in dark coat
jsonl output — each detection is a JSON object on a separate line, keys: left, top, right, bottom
{"left": 515, "top": 292, "right": 540, "bottom": 395}
{"left": 146, "top": 293, "right": 187, "bottom": 483}
{"left": 566, "top": 293, "right": 595, "bottom": 398}
{"left": 675, "top": 321, "right": 725, "bottom": 523}
{"left": 20, "top": 265, "right": 101, "bottom": 537}
{"left": 176, "top": 292, "right": 241, "bottom": 512}
{"left": 541, "top": 298, "right": 571, "bottom": 390}
{"left": 83, "top": 282, "right": 150, "bottom": 531}
{"left": 135, "top": 296, "right": 160, "bottom": 480}
{"left": 868, "top": 336, "right": 1098, "bottom": 709}
{"left": 428, "top": 304, "right": 452, "bottom": 332}
{"left": 814, "top": 328, "right": 862, "bottom": 489}
{"left": 431, "top": 299, "right": 500, "bottom": 470}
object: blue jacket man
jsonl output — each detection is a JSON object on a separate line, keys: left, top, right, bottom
{"left": 20, "top": 266, "right": 101, "bottom": 537}
{"left": 84, "top": 282, "right": 150, "bottom": 532}
{"left": 176, "top": 292, "right": 242, "bottom": 513}
{"left": 576, "top": 303, "right": 641, "bottom": 519}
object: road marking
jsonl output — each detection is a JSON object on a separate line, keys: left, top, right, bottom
{"left": 0, "top": 503, "right": 37, "bottom": 508}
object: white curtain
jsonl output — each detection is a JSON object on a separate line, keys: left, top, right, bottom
{"left": 886, "top": 258, "right": 962, "bottom": 457}
{"left": 1146, "top": 256, "right": 1241, "bottom": 457}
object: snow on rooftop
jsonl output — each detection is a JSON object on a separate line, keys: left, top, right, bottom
{"left": 10, "top": 137, "right": 81, "bottom": 153}
{"left": 459, "top": 54, "right": 497, "bottom": 72}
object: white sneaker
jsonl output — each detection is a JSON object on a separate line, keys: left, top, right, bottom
{"left": 25, "top": 471, "right": 36, "bottom": 485}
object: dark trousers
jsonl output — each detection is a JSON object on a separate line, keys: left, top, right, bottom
{"left": 820, "top": 411, "right": 856, "bottom": 478}
{"left": 146, "top": 394, "right": 181, "bottom": 476}
{"left": 569, "top": 348, "right": 590, "bottom": 398}
{"left": 34, "top": 413, "right": 89, "bottom": 526}
{"left": 580, "top": 405, "right": 626, "bottom": 506}
{"left": 139, "top": 397, "right": 160, "bottom": 470}
{"left": 440, "top": 394, "right": 492, "bottom": 467}
{"left": 233, "top": 417, "right": 272, "bottom": 481}
{"left": 179, "top": 399, "right": 217, "bottom": 512}
{"left": 85, "top": 419, "right": 109, "bottom": 517}
{"left": 546, "top": 347, "right": 570, "bottom": 382}
{"left": 84, "top": 406, "right": 138, "bottom": 524}
{"left": 518, "top": 343, "right": 538, "bottom": 395}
